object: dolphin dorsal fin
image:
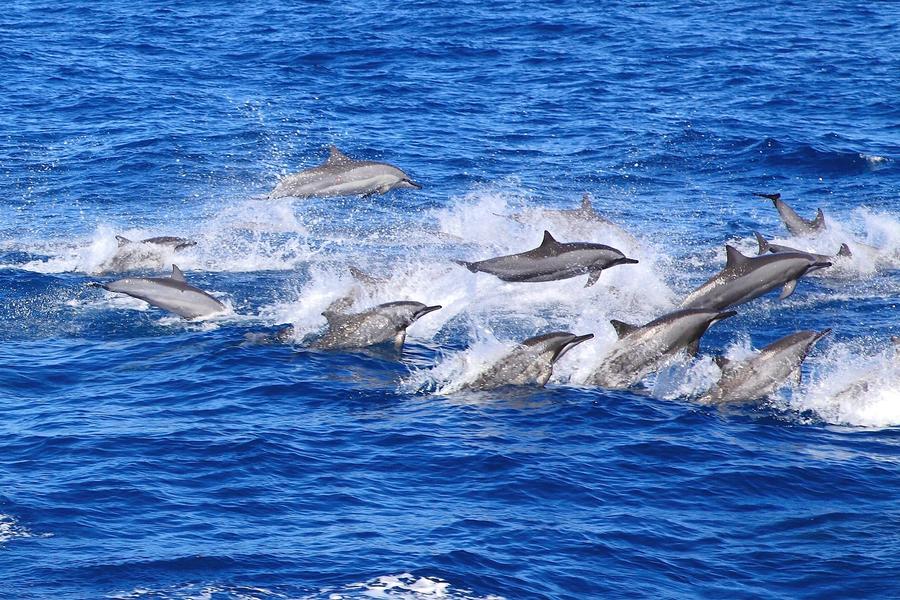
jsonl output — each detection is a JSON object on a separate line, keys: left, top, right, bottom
{"left": 609, "top": 319, "right": 639, "bottom": 339}
{"left": 325, "top": 145, "right": 352, "bottom": 166}
{"left": 724, "top": 245, "right": 748, "bottom": 268}
{"left": 714, "top": 356, "right": 733, "bottom": 371}
{"left": 813, "top": 208, "right": 826, "bottom": 229}
{"left": 171, "top": 265, "right": 186, "bottom": 282}
{"left": 540, "top": 231, "right": 560, "bottom": 248}
{"left": 581, "top": 193, "right": 595, "bottom": 213}
{"left": 116, "top": 235, "right": 132, "bottom": 247}
{"left": 838, "top": 243, "right": 852, "bottom": 257}
{"left": 753, "top": 231, "right": 770, "bottom": 255}
{"left": 348, "top": 266, "right": 380, "bottom": 288}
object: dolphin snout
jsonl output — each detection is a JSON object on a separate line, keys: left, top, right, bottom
{"left": 415, "top": 305, "right": 442, "bottom": 319}
{"left": 402, "top": 179, "right": 423, "bottom": 190}
{"left": 714, "top": 310, "right": 738, "bottom": 322}
{"left": 810, "top": 260, "right": 833, "bottom": 272}
{"left": 570, "top": 333, "right": 595, "bottom": 346}
{"left": 618, "top": 257, "right": 640, "bottom": 265}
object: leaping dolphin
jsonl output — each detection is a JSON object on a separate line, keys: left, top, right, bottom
{"left": 268, "top": 145, "right": 421, "bottom": 199}
{"left": 699, "top": 329, "right": 831, "bottom": 406}
{"left": 753, "top": 231, "right": 851, "bottom": 262}
{"left": 98, "top": 265, "right": 227, "bottom": 319}
{"left": 311, "top": 301, "right": 441, "bottom": 350}
{"left": 680, "top": 245, "right": 831, "bottom": 310}
{"left": 755, "top": 192, "right": 826, "bottom": 236}
{"left": 454, "top": 231, "right": 638, "bottom": 287}
{"left": 586, "top": 309, "right": 736, "bottom": 389}
{"left": 464, "top": 331, "right": 594, "bottom": 390}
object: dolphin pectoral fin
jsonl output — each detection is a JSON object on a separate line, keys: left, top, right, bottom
{"left": 686, "top": 340, "right": 701, "bottom": 357}
{"left": 394, "top": 330, "right": 407, "bottom": 350}
{"left": 585, "top": 270, "right": 602, "bottom": 287}
{"left": 171, "top": 265, "right": 186, "bottom": 282}
{"left": 792, "top": 367, "right": 802, "bottom": 387}
{"left": 779, "top": 279, "right": 798, "bottom": 300}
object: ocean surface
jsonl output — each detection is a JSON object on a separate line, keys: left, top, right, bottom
{"left": 2, "top": 1, "right": 900, "bottom": 598}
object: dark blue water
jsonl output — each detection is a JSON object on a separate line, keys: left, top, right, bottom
{"left": 3, "top": 2, "right": 900, "bottom": 598}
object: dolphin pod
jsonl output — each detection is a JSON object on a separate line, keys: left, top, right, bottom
{"left": 455, "top": 230, "right": 638, "bottom": 287}
{"left": 268, "top": 145, "right": 421, "bottom": 200}
{"left": 86, "top": 144, "right": 855, "bottom": 408}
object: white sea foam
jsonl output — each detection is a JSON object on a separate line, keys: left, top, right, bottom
{"left": 0, "top": 514, "right": 48, "bottom": 545}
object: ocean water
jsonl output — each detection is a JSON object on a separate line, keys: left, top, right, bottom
{"left": 2, "top": 1, "right": 900, "bottom": 598}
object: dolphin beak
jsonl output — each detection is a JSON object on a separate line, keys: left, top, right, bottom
{"left": 415, "top": 305, "right": 442, "bottom": 319}
{"left": 714, "top": 310, "right": 738, "bottom": 322}
{"left": 618, "top": 257, "right": 640, "bottom": 265}
{"left": 405, "top": 179, "right": 423, "bottom": 190}
{"left": 554, "top": 333, "right": 594, "bottom": 363}
{"left": 813, "top": 328, "right": 832, "bottom": 344}
{"left": 810, "top": 260, "right": 833, "bottom": 272}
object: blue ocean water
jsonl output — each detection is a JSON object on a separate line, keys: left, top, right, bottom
{"left": 2, "top": 1, "right": 900, "bottom": 598}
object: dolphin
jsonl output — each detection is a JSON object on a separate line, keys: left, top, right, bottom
{"left": 680, "top": 245, "right": 831, "bottom": 310}
{"left": 454, "top": 231, "right": 638, "bottom": 287}
{"left": 699, "top": 329, "right": 831, "bottom": 406}
{"left": 116, "top": 235, "right": 197, "bottom": 251}
{"left": 831, "top": 337, "right": 900, "bottom": 403}
{"left": 505, "top": 194, "right": 642, "bottom": 248}
{"left": 465, "top": 331, "right": 594, "bottom": 390}
{"left": 268, "top": 145, "right": 421, "bottom": 199}
{"left": 98, "top": 265, "right": 226, "bottom": 319}
{"left": 753, "top": 231, "right": 851, "bottom": 262}
{"left": 755, "top": 192, "right": 826, "bottom": 236}
{"left": 311, "top": 301, "right": 441, "bottom": 350}
{"left": 585, "top": 309, "right": 736, "bottom": 389}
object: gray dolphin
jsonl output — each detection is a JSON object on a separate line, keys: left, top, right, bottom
{"left": 116, "top": 235, "right": 197, "bottom": 251}
{"left": 586, "top": 309, "right": 736, "bottom": 389}
{"left": 455, "top": 231, "right": 638, "bottom": 287}
{"left": 268, "top": 145, "right": 421, "bottom": 199}
{"left": 311, "top": 301, "right": 441, "bottom": 350}
{"left": 754, "top": 231, "right": 851, "bottom": 262}
{"left": 505, "top": 194, "right": 641, "bottom": 248}
{"left": 465, "top": 331, "right": 594, "bottom": 390}
{"left": 755, "top": 192, "right": 826, "bottom": 236}
{"left": 699, "top": 329, "right": 831, "bottom": 406}
{"left": 831, "top": 337, "right": 900, "bottom": 403}
{"left": 99, "top": 265, "right": 227, "bottom": 319}
{"left": 680, "top": 245, "right": 831, "bottom": 310}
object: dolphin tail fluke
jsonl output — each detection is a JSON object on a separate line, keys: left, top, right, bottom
{"left": 753, "top": 192, "right": 781, "bottom": 203}
{"left": 753, "top": 231, "right": 770, "bottom": 255}
{"left": 837, "top": 243, "right": 852, "bottom": 257}
{"left": 813, "top": 208, "right": 826, "bottom": 229}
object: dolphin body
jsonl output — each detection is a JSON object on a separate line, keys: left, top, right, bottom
{"left": 311, "top": 301, "right": 441, "bottom": 350}
{"left": 507, "top": 194, "right": 642, "bottom": 249}
{"left": 99, "top": 265, "right": 226, "bottom": 319}
{"left": 585, "top": 309, "right": 736, "bottom": 389}
{"left": 831, "top": 337, "right": 900, "bottom": 403}
{"left": 455, "top": 231, "right": 638, "bottom": 287}
{"left": 753, "top": 231, "right": 851, "bottom": 262}
{"left": 268, "top": 145, "right": 421, "bottom": 199}
{"left": 680, "top": 245, "right": 831, "bottom": 310}
{"left": 465, "top": 332, "right": 594, "bottom": 391}
{"left": 116, "top": 235, "right": 197, "bottom": 251}
{"left": 755, "top": 192, "right": 826, "bottom": 236}
{"left": 699, "top": 329, "right": 830, "bottom": 406}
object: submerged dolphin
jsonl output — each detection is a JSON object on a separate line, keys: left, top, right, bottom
{"left": 311, "top": 301, "right": 441, "bottom": 350}
{"left": 116, "top": 235, "right": 197, "bottom": 251}
{"left": 586, "top": 309, "right": 736, "bottom": 389}
{"left": 753, "top": 231, "right": 851, "bottom": 262}
{"left": 680, "top": 245, "right": 831, "bottom": 310}
{"left": 465, "top": 331, "right": 594, "bottom": 391}
{"left": 506, "top": 194, "right": 642, "bottom": 248}
{"left": 455, "top": 231, "right": 638, "bottom": 287}
{"left": 699, "top": 329, "right": 831, "bottom": 406}
{"left": 268, "top": 145, "right": 421, "bottom": 199}
{"left": 99, "top": 265, "right": 226, "bottom": 319}
{"left": 755, "top": 192, "right": 826, "bottom": 236}
{"left": 831, "top": 337, "right": 900, "bottom": 403}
